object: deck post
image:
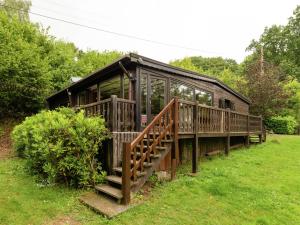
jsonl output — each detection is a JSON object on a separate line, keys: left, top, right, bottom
{"left": 246, "top": 115, "right": 250, "bottom": 148}
{"left": 122, "top": 142, "right": 131, "bottom": 205}
{"left": 192, "top": 101, "right": 199, "bottom": 173}
{"left": 174, "top": 97, "right": 179, "bottom": 165}
{"left": 171, "top": 97, "right": 179, "bottom": 179}
{"left": 225, "top": 109, "right": 231, "bottom": 156}
{"left": 111, "top": 95, "right": 118, "bottom": 132}
{"left": 259, "top": 115, "right": 263, "bottom": 144}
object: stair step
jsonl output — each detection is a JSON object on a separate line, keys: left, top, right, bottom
{"left": 143, "top": 139, "right": 173, "bottom": 143}
{"left": 79, "top": 192, "right": 131, "bottom": 218}
{"left": 130, "top": 160, "right": 153, "bottom": 167}
{"left": 95, "top": 184, "right": 123, "bottom": 200}
{"left": 105, "top": 175, "right": 122, "bottom": 185}
{"left": 106, "top": 175, "right": 137, "bottom": 186}
{"left": 131, "top": 152, "right": 161, "bottom": 158}
{"left": 136, "top": 145, "right": 167, "bottom": 151}
{"left": 113, "top": 167, "right": 146, "bottom": 177}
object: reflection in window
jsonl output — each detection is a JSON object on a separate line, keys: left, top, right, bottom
{"left": 140, "top": 74, "right": 147, "bottom": 127}
{"left": 150, "top": 78, "right": 166, "bottom": 115}
{"left": 78, "top": 91, "right": 86, "bottom": 105}
{"left": 99, "top": 75, "right": 121, "bottom": 99}
{"left": 170, "top": 81, "right": 193, "bottom": 101}
{"left": 195, "top": 89, "right": 212, "bottom": 106}
{"left": 140, "top": 74, "right": 147, "bottom": 115}
{"left": 124, "top": 75, "right": 129, "bottom": 99}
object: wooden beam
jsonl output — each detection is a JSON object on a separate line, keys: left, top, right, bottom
{"left": 246, "top": 115, "right": 250, "bottom": 148}
{"left": 111, "top": 95, "right": 118, "bottom": 132}
{"left": 135, "top": 67, "right": 141, "bottom": 131}
{"left": 174, "top": 97, "right": 179, "bottom": 164}
{"left": 225, "top": 109, "right": 230, "bottom": 156}
{"left": 122, "top": 142, "right": 131, "bottom": 205}
{"left": 192, "top": 101, "right": 199, "bottom": 173}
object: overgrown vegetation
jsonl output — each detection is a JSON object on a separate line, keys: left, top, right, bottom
{"left": 12, "top": 107, "right": 109, "bottom": 187}
{"left": 1, "top": 135, "right": 299, "bottom": 224}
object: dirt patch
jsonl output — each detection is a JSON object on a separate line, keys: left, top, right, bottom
{"left": 0, "top": 119, "right": 18, "bottom": 159}
{"left": 45, "top": 215, "right": 81, "bottom": 225}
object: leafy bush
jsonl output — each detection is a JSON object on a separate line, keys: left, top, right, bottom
{"left": 265, "top": 116, "right": 297, "bottom": 134}
{"left": 12, "top": 107, "right": 109, "bottom": 187}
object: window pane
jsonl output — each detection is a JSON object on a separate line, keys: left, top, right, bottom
{"left": 170, "top": 80, "right": 193, "bottom": 101}
{"left": 150, "top": 78, "right": 165, "bottom": 115}
{"left": 195, "top": 89, "right": 212, "bottom": 106}
{"left": 124, "top": 75, "right": 129, "bottom": 99}
{"left": 99, "top": 75, "right": 121, "bottom": 99}
{"left": 140, "top": 74, "right": 147, "bottom": 115}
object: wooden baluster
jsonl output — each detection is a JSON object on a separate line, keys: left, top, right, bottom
{"left": 122, "top": 142, "right": 131, "bottom": 205}
{"left": 225, "top": 109, "right": 231, "bottom": 156}
{"left": 140, "top": 140, "right": 144, "bottom": 172}
{"left": 133, "top": 146, "right": 137, "bottom": 181}
{"left": 192, "top": 100, "right": 198, "bottom": 173}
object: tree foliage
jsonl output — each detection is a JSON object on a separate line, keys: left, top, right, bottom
{"left": 247, "top": 6, "right": 300, "bottom": 81}
{"left": 0, "top": 10, "right": 51, "bottom": 116}
{"left": 0, "top": 2, "right": 123, "bottom": 117}
{"left": 0, "top": 0, "right": 31, "bottom": 21}
{"left": 245, "top": 60, "right": 289, "bottom": 118}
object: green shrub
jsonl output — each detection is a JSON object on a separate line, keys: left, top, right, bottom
{"left": 12, "top": 107, "right": 109, "bottom": 187}
{"left": 265, "top": 116, "right": 297, "bottom": 134}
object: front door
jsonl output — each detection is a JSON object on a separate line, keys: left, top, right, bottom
{"left": 140, "top": 75, "right": 167, "bottom": 128}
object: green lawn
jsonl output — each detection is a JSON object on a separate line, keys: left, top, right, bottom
{"left": 1, "top": 135, "right": 300, "bottom": 225}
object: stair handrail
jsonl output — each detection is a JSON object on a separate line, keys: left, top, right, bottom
{"left": 122, "top": 98, "right": 178, "bottom": 204}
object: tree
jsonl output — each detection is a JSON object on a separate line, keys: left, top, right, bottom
{"left": 247, "top": 6, "right": 300, "bottom": 81}
{"left": 0, "top": 10, "right": 50, "bottom": 117}
{"left": 74, "top": 50, "right": 123, "bottom": 78}
{"left": 245, "top": 58, "right": 289, "bottom": 118}
{"left": 0, "top": 0, "right": 31, "bottom": 21}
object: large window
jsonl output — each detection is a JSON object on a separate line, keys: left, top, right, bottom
{"left": 195, "top": 89, "right": 212, "bottom": 106}
{"left": 170, "top": 80, "right": 213, "bottom": 106}
{"left": 170, "top": 81, "right": 193, "bottom": 101}
{"left": 99, "top": 75, "right": 121, "bottom": 99}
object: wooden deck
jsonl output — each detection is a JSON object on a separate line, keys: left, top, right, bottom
{"left": 77, "top": 96, "right": 264, "bottom": 206}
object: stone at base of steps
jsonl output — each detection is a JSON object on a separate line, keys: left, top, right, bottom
{"left": 79, "top": 192, "right": 135, "bottom": 219}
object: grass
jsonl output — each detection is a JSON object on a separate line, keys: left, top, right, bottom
{"left": 1, "top": 135, "right": 300, "bottom": 225}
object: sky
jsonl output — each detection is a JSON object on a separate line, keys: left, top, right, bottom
{"left": 29, "top": 0, "right": 299, "bottom": 63}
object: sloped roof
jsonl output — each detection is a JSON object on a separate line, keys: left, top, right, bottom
{"left": 47, "top": 53, "right": 250, "bottom": 104}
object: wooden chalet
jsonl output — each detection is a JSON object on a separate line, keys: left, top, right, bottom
{"left": 47, "top": 53, "right": 265, "bottom": 206}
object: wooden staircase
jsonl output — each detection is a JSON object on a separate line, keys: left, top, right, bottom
{"left": 89, "top": 98, "right": 179, "bottom": 205}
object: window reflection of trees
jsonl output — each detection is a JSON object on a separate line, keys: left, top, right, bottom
{"left": 150, "top": 78, "right": 165, "bottom": 115}
{"left": 170, "top": 80, "right": 212, "bottom": 106}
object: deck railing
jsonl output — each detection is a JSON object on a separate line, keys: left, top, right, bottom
{"left": 77, "top": 97, "right": 262, "bottom": 135}
{"left": 76, "top": 95, "right": 135, "bottom": 132}
{"left": 178, "top": 99, "right": 263, "bottom": 135}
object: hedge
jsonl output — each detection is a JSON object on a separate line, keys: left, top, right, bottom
{"left": 265, "top": 115, "right": 297, "bottom": 134}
